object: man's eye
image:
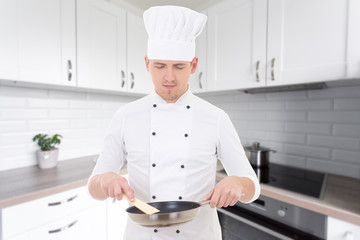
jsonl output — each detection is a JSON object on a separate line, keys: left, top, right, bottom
{"left": 175, "top": 66, "right": 185, "bottom": 70}
{"left": 155, "top": 66, "right": 165, "bottom": 69}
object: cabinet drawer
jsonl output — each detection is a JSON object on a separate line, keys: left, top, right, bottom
{"left": 2, "top": 186, "right": 100, "bottom": 239}
{"left": 5, "top": 202, "right": 106, "bottom": 240}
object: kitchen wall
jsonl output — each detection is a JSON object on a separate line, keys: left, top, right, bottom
{"left": 0, "top": 84, "right": 137, "bottom": 171}
{"left": 1, "top": 83, "right": 359, "bottom": 179}
{"left": 201, "top": 84, "right": 360, "bottom": 179}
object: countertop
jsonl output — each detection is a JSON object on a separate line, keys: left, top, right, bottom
{"left": 1, "top": 156, "right": 359, "bottom": 226}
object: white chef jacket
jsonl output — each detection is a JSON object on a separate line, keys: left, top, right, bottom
{"left": 90, "top": 89, "right": 260, "bottom": 240}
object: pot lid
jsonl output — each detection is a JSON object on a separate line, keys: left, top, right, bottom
{"left": 245, "top": 142, "right": 272, "bottom": 152}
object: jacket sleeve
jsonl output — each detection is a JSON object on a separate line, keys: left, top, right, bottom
{"left": 88, "top": 107, "right": 126, "bottom": 181}
{"left": 216, "top": 111, "right": 260, "bottom": 203}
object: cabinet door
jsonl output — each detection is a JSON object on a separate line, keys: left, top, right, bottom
{"left": 0, "top": 0, "right": 18, "bottom": 80}
{"left": 0, "top": 0, "right": 76, "bottom": 86}
{"left": 126, "top": 12, "right": 153, "bottom": 94}
{"left": 189, "top": 10, "right": 207, "bottom": 93}
{"left": 347, "top": 0, "right": 360, "bottom": 79}
{"left": 77, "top": 0, "right": 127, "bottom": 92}
{"left": 207, "top": 0, "right": 267, "bottom": 91}
{"left": 267, "top": 0, "right": 352, "bottom": 86}
{"left": 327, "top": 217, "right": 360, "bottom": 240}
{"left": 5, "top": 202, "right": 107, "bottom": 240}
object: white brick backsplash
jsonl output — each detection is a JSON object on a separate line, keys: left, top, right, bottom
{"left": 28, "top": 98, "right": 69, "bottom": 108}
{"left": 309, "top": 85, "right": 360, "bottom": 99}
{"left": 0, "top": 121, "right": 27, "bottom": 133}
{"left": 266, "top": 132, "right": 306, "bottom": 144}
{"left": 249, "top": 101, "right": 285, "bottom": 111}
{"left": 266, "top": 91, "right": 307, "bottom": 100}
{"left": 49, "top": 109, "right": 88, "bottom": 119}
{"left": 285, "top": 144, "right": 331, "bottom": 159}
{"left": 333, "top": 124, "right": 360, "bottom": 138}
{"left": 0, "top": 96, "right": 26, "bottom": 107}
{"left": 308, "top": 135, "right": 359, "bottom": 150}
{"left": 70, "top": 100, "right": 103, "bottom": 109}
{"left": 270, "top": 153, "right": 306, "bottom": 168}
{"left": 334, "top": 98, "right": 360, "bottom": 110}
{"left": 309, "top": 111, "right": 360, "bottom": 124}
{"left": 28, "top": 120, "right": 70, "bottom": 131}
{"left": 333, "top": 150, "right": 360, "bottom": 164}
{"left": 237, "top": 111, "right": 267, "bottom": 121}
{"left": 1, "top": 109, "right": 48, "bottom": 120}
{"left": 1, "top": 83, "right": 360, "bottom": 178}
{"left": 286, "top": 122, "right": 331, "bottom": 135}
{"left": 49, "top": 89, "right": 87, "bottom": 99}
{"left": 285, "top": 100, "right": 332, "bottom": 111}
{"left": 267, "top": 111, "right": 307, "bottom": 121}
{"left": 307, "top": 158, "right": 359, "bottom": 179}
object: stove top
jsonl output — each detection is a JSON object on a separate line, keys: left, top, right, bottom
{"left": 221, "top": 163, "right": 326, "bottom": 198}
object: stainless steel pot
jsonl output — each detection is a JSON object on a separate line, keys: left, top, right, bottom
{"left": 244, "top": 142, "right": 276, "bottom": 167}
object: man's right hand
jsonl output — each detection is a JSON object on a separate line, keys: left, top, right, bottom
{"left": 88, "top": 172, "right": 135, "bottom": 201}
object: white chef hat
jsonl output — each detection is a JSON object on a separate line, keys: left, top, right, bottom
{"left": 143, "top": 5, "right": 207, "bottom": 61}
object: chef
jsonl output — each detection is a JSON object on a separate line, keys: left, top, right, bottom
{"left": 88, "top": 5, "right": 260, "bottom": 240}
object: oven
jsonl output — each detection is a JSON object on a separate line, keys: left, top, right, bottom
{"left": 217, "top": 163, "right": 328, "bottom": 240}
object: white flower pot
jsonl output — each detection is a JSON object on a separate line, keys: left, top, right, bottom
{"left": 36, "top": 149, "right": 59, "bottom": 169}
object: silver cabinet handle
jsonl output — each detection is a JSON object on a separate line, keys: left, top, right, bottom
{"left": 48, "top": 220, "right": 78, "bottom": 234}
{"left": 121, "top": 70, "right": 125, "bottom": 88}
{"left": 67, "top": 60, "right": 72, "bottom": 81}
{"left": 198, "top": 72, "right": 203, "bottom": 89}
{"left": 130, "top": 72, "right": 135, "bottom": 89}
{"left": 48, "top": 195, "right": 78, "bottom": 206}
{"left": 255, "top": 61, "right": 260, "bottom": 82}
{"left": 271, "top": 58, "right": 275, "bottom": 81}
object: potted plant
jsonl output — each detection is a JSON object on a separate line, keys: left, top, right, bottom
{"left": 32, "top": 133, "right": 63, "bottom": 169}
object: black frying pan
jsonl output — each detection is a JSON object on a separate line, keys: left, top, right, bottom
{"left": 126, "top": 200, "right": 210, "bottom": 227}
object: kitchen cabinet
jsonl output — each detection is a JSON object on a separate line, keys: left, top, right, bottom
{"left": 327, "top": 216, "right": 360, "bottom": 240}
{"left": 206, "top": 0, "right": 267, "bottom": 91}
{"left": 0, "top": 0, "right": 76, "bottom": 87}
{"left": 1, "top": 186, "right": 106, "bottom": 240}
{"left": 77, "top": 0, "right": 127, "bottom": 92}
{"left": 189, "top": 10, "right": 208, "bottom": 93}
{"left": 107, "top": 174, "right": 129, "bottom": 240}
{"left": 126, "top": 12, "right": 153, "bottom": 94}
{"left": 5, "top": 204, "right": 106, "bottom": 240}
{"left": 206, "top": 0, "right": 359, "bottom": 92}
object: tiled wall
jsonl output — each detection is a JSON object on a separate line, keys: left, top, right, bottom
{"left": 201, "top": 84, "right": 360, "bottom": 179}
{"left": 1, "top": 83, "right": 359, "bottom": 179}
{"left": 0, "top": 84, "right": 137, "bottom": 171}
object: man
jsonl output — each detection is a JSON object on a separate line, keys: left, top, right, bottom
{"left": 88, "top": 5, "right": 260, "bottom": 239}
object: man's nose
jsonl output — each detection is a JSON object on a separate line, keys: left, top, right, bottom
{"left": 164, "top": 68, "right": 175, "bottom": 81}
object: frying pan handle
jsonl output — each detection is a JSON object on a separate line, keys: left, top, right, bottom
{"left": 200, "top": 200, "right": 210, "bottom": 207}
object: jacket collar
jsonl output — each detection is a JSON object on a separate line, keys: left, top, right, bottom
{"left": 149, "top": 87, "right": 194, "bottom": 106}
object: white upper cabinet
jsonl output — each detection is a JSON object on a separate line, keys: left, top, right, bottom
{"left": 267, "top": 0, "right": 357, "bottom": 86}
{"left": 126, "top": 12, "right": 153, "bottom": 94}
{"left": 0, "top": 0, "right": 76, "bottom": 86}
{"left": 207, "top": 0, "right": 267, "bottom": 91}
{"left": 77, "top": 0, "right": 127, "bottom": 92}
{"left": 189, "top": 10, "right": 208, "bottom": 93}
{"left": 0, "top": 1, "right": 18, "bottom": 80}
{"left": 206, "top": 0, "right": 360, "bottom": 91}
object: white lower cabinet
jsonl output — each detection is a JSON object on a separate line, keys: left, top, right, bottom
{"left": 327, "top": 217, "right": 360, "bottom": 240}
{"left": 107, "top": 174, "right": 129, "bottom": 240}
{"left": 5, "top": 204, "right": 106, "bottom": 240}
{"left": 1, "top": 186, "right": 106, "bottom": 240}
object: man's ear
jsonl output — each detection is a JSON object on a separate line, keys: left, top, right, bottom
{"left": 145, "top": 56, "right": 150, "bottom": 72}
{"left": 190, "top": 57, "right": 198, "bottom": 74}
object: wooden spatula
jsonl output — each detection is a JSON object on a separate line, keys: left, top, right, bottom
{"left": 123, "top": 195, "right": 160, "bottom": 215}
